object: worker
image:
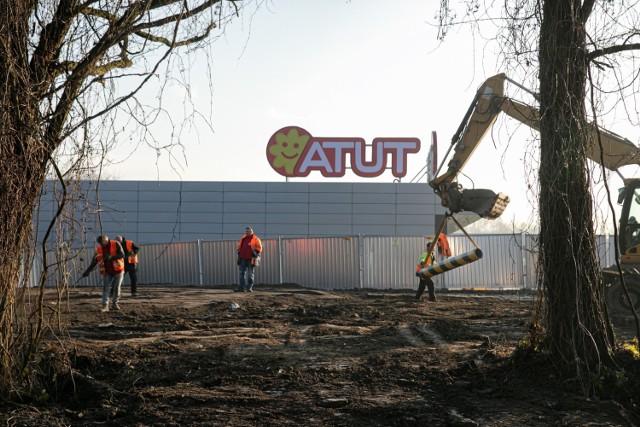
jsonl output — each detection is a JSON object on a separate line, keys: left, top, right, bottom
{"left": 82, "top": 235, "right": 125, "bottom": 312}
{"left": 415, "top": 240, "right": 437, "bottom": 302}
{"left": 235, "top": 226, "right": 262, "bottom": 293}
{"left": 115, "top": 235, "right": 140, "bottom": 297}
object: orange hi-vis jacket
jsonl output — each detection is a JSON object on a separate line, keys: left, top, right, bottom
{"left": 124, "top": 240, "right": 139, "bottom": 264}
{"left": 237, "top": 234, "right": 263, "bottom": 266}
{"left": 97, "top": 241, "right": 125, "bottom": 275}
{"left": 437, "top": 234, "right": 452, "bottom": 257}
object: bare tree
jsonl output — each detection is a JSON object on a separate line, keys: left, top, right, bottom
{"left": 0, "top": 0, "right": 246, "bottom": 398}
{"left": 436, "top": 1, "right": 640, "bottom": 390}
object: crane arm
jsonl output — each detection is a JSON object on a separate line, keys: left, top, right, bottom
{"left": 429, "top": 73, "right": 640, "bottom": 219}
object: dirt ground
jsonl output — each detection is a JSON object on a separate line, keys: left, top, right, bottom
{"left": 1, "top": 284, "right": 639, "bottom": 426}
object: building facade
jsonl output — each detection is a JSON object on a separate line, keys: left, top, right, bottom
{"left": 36, "top": 180, "right": 451, "bottom": 246}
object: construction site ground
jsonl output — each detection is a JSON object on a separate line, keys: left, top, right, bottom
{"left": 1, "top": 284, "right": 638, "bottom": 426}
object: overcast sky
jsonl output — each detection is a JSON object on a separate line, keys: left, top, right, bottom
{"left": 105, "top": 0, "right": 640, "bottom": 231}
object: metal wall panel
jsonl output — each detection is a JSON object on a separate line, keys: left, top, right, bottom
{"left": 36, "top": 180, "right": 443, "bottom": 244}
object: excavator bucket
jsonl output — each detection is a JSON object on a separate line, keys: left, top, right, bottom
{"left": 461, "top": 189, "right": 510, "bottom": 219}
{"left": 446, "top": 186, "right": 510, "bottom": 219}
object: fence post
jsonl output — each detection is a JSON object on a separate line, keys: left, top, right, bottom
{"left": 358, "top": 234, "right": 364, "bottom": 288}
{"left": 278, "top": 236, "right": 284, "bottom": 285}
{"left": 521, "top": 231, "right": 528, "bottom": 289}
{"left": 197, "top": 239, "right": 203, "bottom": 286}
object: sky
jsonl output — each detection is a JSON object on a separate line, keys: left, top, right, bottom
{"left": 105, "top": 0, "right": 640, "bottom": 231}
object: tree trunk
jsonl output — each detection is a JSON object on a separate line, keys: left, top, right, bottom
{"left": 0, "top": 0, "right": 50, "bottom": 396}
{"left": 538, "top": 1, "right": 616, "bottom": 380}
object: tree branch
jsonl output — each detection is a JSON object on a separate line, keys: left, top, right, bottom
{"left": 29, "top": 0, "right": 80, "bottom": 95}
{"left": 580, "top": 0, "right": 596, "bottom": 23}
{"left": 588, "top": 42, "right": 640, "bottom": 61}
{"left": 133, "top": 0, "right": 220, "bottom": 31}
{"left": 135, "top": 21, "right": 217, "bottom": 47}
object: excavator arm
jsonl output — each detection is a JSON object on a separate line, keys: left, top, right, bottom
{"left": 430, "top": 73, "right": 640, "bottom": 219}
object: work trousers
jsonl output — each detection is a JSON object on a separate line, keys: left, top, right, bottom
{"left": 102, "top": 272, "right": 124, "bottom": 306}
{"left": 124, "top": 266, "right": 138, "bottom": 294}
{"left": 238, "top": 258, "right": 255, "bottom": 290}
{"left": 416, "top": 277, "right": 435, "bottom": 301}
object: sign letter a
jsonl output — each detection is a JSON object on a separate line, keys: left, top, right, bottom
{"left": 297, "top": 142, "right": 333, "bottom": 176}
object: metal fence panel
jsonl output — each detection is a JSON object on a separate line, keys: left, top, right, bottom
{"left": 363, "top": 236, "right": 423, "bottom": 289}
{"left": 282, "top": 237, "right": 360, "bottom": 289}
{"left": 254, "top": 239, "right": 281, "bottom": 285}
{"left": 27, "top": 233, "right": 620, "bottom": 291}
{"left": 520, "top": 234, "right": 616, "bottom": 290}
{"left": 597, "top": 234, "right": 616, "bottom": 268}
{"left": 437, "top": 234, "right": 525, "bottom": 290}
{"left": 522, "top": 233, "right": 538, "bottom": 289}
{"left": 199, "top": 240, "right": 236, "bottom": 285}
{"left": 139, "top": 242, "right": 200, "bottom": 285}
{"left": 31, "top": 247, "right": 95, "bottom": 288}
{"left": 199, "top": 239, "right": 280, "bottom": 286}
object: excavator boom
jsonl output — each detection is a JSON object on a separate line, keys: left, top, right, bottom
{"left": 430, "top": 73, "right": 640, "bottom": 218}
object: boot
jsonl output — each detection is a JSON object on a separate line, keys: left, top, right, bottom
{"left": 427, "top": 279, "right": 436, "bottom": 302}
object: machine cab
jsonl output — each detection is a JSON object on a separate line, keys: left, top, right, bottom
{"left": 618, "top": 178, "right": 640, "bottom": 263}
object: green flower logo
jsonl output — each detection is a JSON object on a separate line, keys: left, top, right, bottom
{"left": 267, "top": 127, "right": 311, "bottom": 176}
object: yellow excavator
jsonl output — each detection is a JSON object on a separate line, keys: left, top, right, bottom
{"left": 429, "top": 73, "right": 640, "bottom": 317}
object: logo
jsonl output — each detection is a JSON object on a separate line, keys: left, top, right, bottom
{"left": 266, "top": 126, "right": 420, "bottom": 178}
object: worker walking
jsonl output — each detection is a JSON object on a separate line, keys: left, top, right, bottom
{"left": 115, "top": 236, "right": 140, "bottom": 297}
{"left": 235, "top": 226, "right": 262, "bottom": 293}
{"left": 82, "top": 235, "right": 125, "bottom": 312}
{"left": 415, "top": 240, "right": 437, "bottom": 302}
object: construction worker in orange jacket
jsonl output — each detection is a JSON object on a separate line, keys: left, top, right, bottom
{"left": 116, "top": 236, "right": 140, "bottom": 297}
{"left": 82, "top": 235, "right": 125, "bottom": 312}
{"left": 235, "top": 226, "right": 262, "bottom": 292}
{"left": 415, "top": 240, "right": 436, "bottom": 301}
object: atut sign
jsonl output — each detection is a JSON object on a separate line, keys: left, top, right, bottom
{"left": 266, "top": 126, "right": 420, "bottom": 178}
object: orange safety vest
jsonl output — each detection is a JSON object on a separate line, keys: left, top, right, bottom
{"left": 124, "top": 240, "right": 139, "bottom": 264}
{"left": 236, "top": 234, "right": 263, "bottom": 266}
{"left": 97, "top": 241, "right": 124, "bottom": 275}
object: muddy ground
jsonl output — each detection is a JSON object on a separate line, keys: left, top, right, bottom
{"left": 1, "top": 284, "right": 639, "bottom": 426}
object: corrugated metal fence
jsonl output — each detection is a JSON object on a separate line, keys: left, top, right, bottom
{"left": 32, "top": 234, "right": 616, "bottom": 290}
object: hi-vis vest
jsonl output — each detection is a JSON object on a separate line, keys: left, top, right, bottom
{"left": 97, "top": 241, "right": 124, "bottom": 275}
{"left": 124, "top": 240, "right": 139, "bottom": 264}
{"left": 415, "top": 251, "right": 434, "bottom": 273}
